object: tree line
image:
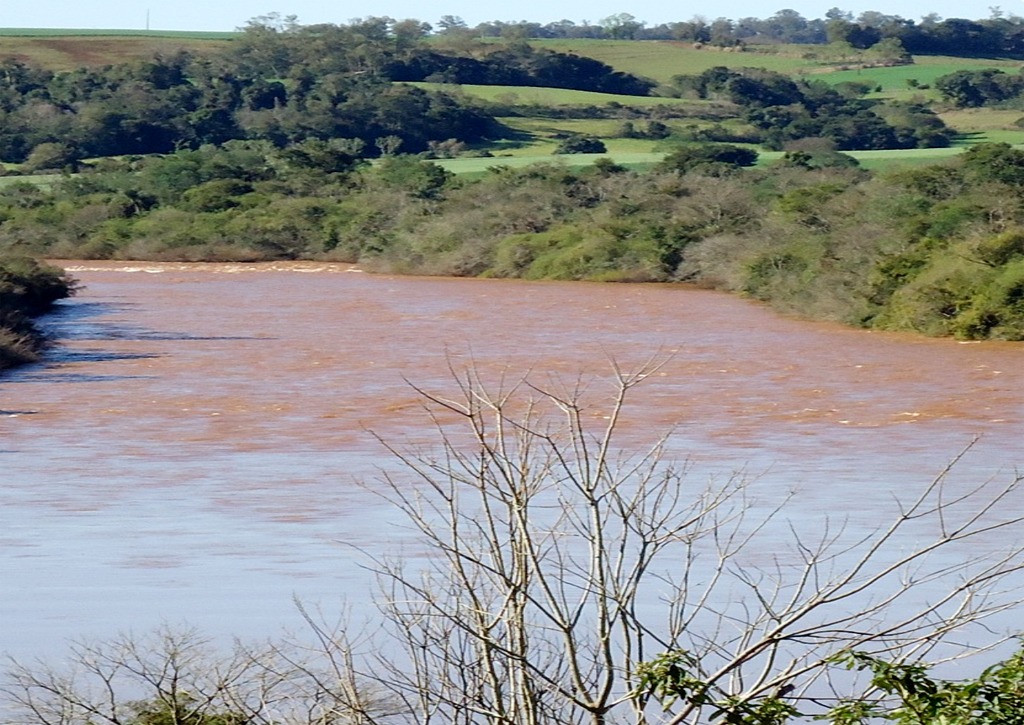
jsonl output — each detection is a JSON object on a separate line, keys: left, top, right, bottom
{"left": 436, "top": 8, "right": 1024, "bottom": 57}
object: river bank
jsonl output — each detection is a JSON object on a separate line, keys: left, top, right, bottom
{"left": 0, "top": 257, "right": 75, "bottom": 372}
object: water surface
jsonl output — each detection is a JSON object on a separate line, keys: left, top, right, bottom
{"left": 2, "top": 262, "right": 1022, "bottom": 661}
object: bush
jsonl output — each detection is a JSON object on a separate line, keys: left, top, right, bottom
{"left": 553, "top": 134, "right": 607, "bottom": 154}
{"left": 0, "top": 256, "right": 74, "bottom": 371}
{"left": 657, "top": 142, "right": 758, "bottom": 174}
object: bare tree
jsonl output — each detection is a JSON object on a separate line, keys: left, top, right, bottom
{"left": 2, "top": 622, "right": 402, "bottom": 725}
{"left": 353, "top": 363, "right": 1024, "bottom": 724}
{"left": 2, "top": 627, "right": 263, "bottom": 725}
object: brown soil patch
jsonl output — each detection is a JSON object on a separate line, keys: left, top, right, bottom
{"left": 0, "top": 37, "right": 230, "bottom": 70}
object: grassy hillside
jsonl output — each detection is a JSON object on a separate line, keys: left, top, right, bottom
{"left": 532, "top": 39, "right": 819, "bottom": 84}
{"left": 0, "top": 32, "right": 232, "bottom": 70}
{"left": 408, "top": 82, "right": 690, "bottom": 107}
{"left": 434, "top": 146, "right": 965, "bottom": 175}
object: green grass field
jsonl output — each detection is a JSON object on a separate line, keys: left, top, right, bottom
{"left": 815, "top": 55, "right": 1023, "bottom": 101}
{"left": 0, "top": 173, "right": 61, "bottom": 187}
{"left": 407, "top": 82, "right": 690, "bottom": 106}
{"left": 434, "top": 145, "right": 971, "bottom": 176}
{"left": 532, "top": 39, "right": 820, "bottom": 85}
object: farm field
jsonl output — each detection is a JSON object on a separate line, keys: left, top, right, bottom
{"left": 0, "top": 32, "right": 231, "bottom": 70}
{"left": 532, "top": 39, "right": 820, "bottom": 84}
{"left": 434, "top": 145, "right": 967, "bottom": 176}
{"left": 815, "top": 55, "right": 1024, "bottom": 101}
{"left": 407, "top": 82, "right": 690, "bottom": 106}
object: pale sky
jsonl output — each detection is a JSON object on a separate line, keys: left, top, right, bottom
{"left": 0, "top": 0, "right": 1007, "bottom": 32}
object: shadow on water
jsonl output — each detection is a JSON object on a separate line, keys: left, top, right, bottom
{"left": 4, "top": 299, "right": 274, "bottom": 384}
{"left": 40, "top": 300, "right": 271, "bottom": 343}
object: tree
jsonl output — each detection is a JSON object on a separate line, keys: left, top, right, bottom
{"left": 826, "top": 646, "right": 1024, "bottom": 723}
{"left": 1, "top": 624, "right": 395, "bottom": 725}
{"left": 600, "top": 12, "right": 644, "bottom": 39}
{"left": 962, "top": 142, "right": 1024, "bottom": 185}
{"left": 553, "top": 134, "right": 607, "bottom": 154}
{"left": 657, "top": 143, "right": 758, "bottom": 173}
{"left": 437, "top": 14, "right": 469, "bottom": 35}
{"left": 354, "top": 365, "right": 1024, "bottom": 723}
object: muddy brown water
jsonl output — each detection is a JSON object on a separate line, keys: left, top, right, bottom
{"left": 2, "top": 262, "right": 1023, "bottom": 661}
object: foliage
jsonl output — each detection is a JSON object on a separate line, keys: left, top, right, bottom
{"left": 827, "top": 647, "right": 1024, "bottom": 724}
{"left": 0, "top": 46, "right": 497, "bottom": 164}
{"left": 935, "top": 68, "right": 1024, "bottom": 108}
{"left": 657, "top": 143, "right": 758, "bottom": 173}
{"left": 0, "top": 255, "right": 74, "bottom": 370}
{"left": 671, "top": 66, "right": 951, "bottom": 152}
{"left": 552, "top": 134, "right": 607, "bottom": 154}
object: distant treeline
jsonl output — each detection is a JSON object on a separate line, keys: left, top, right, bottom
{"left": 0, "top": 257, "right": 74, "bottom": 371}
{"left": 2, "top": 141, "right": 1024, "bottom": 340}
{"left": 453, "top": 9, "right": 1024, "bottom": 56}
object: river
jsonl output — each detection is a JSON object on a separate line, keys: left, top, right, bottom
{"left": 2, "top": 262, "right": 1022, "bottom": 664}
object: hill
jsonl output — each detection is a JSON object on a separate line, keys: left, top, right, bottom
{"left": 0, "top": 31, "right": 232, "bottom": 71}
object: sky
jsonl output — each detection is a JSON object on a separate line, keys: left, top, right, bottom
{"left": 0, "top": 0, "right": 1010, "bottom": 32}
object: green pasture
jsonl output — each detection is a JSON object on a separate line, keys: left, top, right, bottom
{"left": 817, "top": 56, "right": 1023, "bottom": 98}
{"left": 435, "top": 152, "right": 666, "bottom": 176}
{"left": 408, "top": 82, "right": 689, "bottom": 106}
{"left": 939, "top": 108, "right": 1024, "bottom": 146}
{"left": 0, "top": 173, "right": 60, "bottom": 188}
{"left": 487, "top": 117, "right": 671, "bottom": 155}
{"left": 491, "top": 115, "right": 753, "bottom": 155}
{"left": 531, "top": 39, "right": 819, "bottom": 85}
{"left": 436, "top": 144, "right": 976, "bottom": 176}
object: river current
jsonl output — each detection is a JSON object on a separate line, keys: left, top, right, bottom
{"left": 2, "top": 262, "right": 1022, "bottom": 662}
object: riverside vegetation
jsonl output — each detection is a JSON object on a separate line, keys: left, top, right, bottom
{"left": 0, "top": 256, "right": 74, "bottom": 370}
{"left": 2, "top": 140, "right": 1024, "bottom": 340}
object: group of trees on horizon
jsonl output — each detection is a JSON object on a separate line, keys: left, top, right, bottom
{"left": 295, "top": 7, "right": 1024, "bottom": 56}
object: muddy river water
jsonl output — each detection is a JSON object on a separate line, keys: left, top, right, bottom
{"left": 2, "top": 262, "right": 1023, "bottom": 662}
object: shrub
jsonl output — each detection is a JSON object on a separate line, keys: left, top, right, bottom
{"left": 657, "top": 143, "right": 758, "bottom": 174}
{"left": 553, "top": 134, "right": 607, "bottom": 154}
